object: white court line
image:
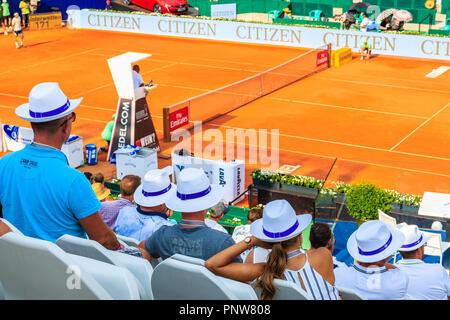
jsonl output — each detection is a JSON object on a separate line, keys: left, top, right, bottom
{"left": 83, "top": 48, "right": 275, "bottom": 68}
{"left": 315, "top": 77, "right": 450, "bottom": 95}
{"left": 206, "top": 123, "right": 450, "bottom": 163}
{"left": 390, "top": 102, "right": 450, "bottom": 151}
{"left": 189, "top": 130, "right": 450, "bottom": 178}
{"left": 324, "top": 69, "right": 450, "bottom": 87}
{"left": 1, "top": 104, "right": 448, "bottom": 177}
{"left": 270, "top": 97, "right": 428, "bottom": 119}
{"left": 71, "top": 62, "right": 178, "bottom": 98}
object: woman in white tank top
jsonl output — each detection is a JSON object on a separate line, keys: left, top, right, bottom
{"left": 205, "top": 200, "right": 339, "bottom": 300}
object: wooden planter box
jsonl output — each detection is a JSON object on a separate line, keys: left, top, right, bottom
{"left": 253, "top": 178, "right": 281, "bottom": 189}
{"left": 401, "top": 205, "right": 419, "bottom": 213}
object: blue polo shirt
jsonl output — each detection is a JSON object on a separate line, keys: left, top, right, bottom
{"left": 0, "top": 144, "right": 102, "bottom": 242}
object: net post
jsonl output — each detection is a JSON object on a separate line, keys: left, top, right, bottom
{"left": 163, "top": 107, "right": 171, "bottom": 142}
{"left": 327, "top": 43, "right": 332, "bottom": 68}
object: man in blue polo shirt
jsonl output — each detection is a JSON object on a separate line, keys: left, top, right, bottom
{"left": 0, "top": 82, "right": 120, "bottom": 249}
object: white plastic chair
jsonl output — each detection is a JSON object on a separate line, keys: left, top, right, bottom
{"left": 252, "top": 279, "right": 312, "bottom": 300}
{"left": 56, "top": 234, "right": 153, "bottom": 299}
{"left": 169, "top": 253, "right": 258, "bottom": 300}
{"left": 151, "top": 256, "right": 257, "bottom": 300}
{"left": 422, "top": 231, "right": 450, "bottom": 265}
{"left": 116, "top": 234, "right": 140, "bottom": 247}
{"left": 0, "top": 218, "right": 24, "bottom": 235}
{"left": 0, "top": 232, "right": 139, "bottom": 299}
{"left": 336, "top": 286, "right": 367, "bottom": 300}
{"left": 378, "top": 209, "right": 397, "bottom": 226}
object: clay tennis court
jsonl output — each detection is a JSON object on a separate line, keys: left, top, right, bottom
{"left": 1, "top": 28, "right": 449, "bottom": 197}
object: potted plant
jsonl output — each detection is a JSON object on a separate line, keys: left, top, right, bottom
{"left": 251, "top": 169, "right": 281, "bottom": 189}
{"left": 316, "top": 187, "right": 337, "bottom": 206}
{"left": 345, "top": 183, "right": 394, "bottom": 227}
{"left": 280, "top": 174, "right": 323, "bottom": 196}
{"left": 334, "top": 181, "right": 350, "bottom": 202}
{"left": 398, "top": 194, "right": 422, "bottom": 213}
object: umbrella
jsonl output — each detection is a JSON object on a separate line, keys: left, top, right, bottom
{"left": 375, "top": 8, "right": 398, "bottom": 23}
{"left": 348, "top": 2, "right": 371, "bottom": 12}
{"left": 393, "top": 9, "right": 413, "bottom": 22}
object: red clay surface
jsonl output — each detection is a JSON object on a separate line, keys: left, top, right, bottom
{"left": 0, "top": 28, "right": 449, "bottom": 197}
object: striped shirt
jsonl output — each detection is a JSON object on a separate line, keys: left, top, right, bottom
{"left": 283, "top": 251, "right": 340, "bottom": 300}
{"left": 99, "top": 198, "right": 135, "bottom": 228}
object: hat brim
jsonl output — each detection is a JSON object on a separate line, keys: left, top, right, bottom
{"left": 398, "top": 232, "right": 432, "bottom": 252}
{"left": 15, "top": 98, "right": 82, "bottom": 123}
{"left": 347, "top": 224, "right": 405, "bottom": 263}
{"left": 250, "top": 214, "right": 312, "bottom": 243}
{"left": 165, "top": 184, "right": 224, "bottom": 213}
{"left": 133, "top": 184, "right": 176, "bottom": 207}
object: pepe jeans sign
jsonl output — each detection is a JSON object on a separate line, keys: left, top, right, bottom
{"left": 70, "top": 10, "right": 449, "bottom": 60}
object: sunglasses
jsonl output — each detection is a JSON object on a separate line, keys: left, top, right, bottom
{"left": 59, "top": 112, "right": 76, "bottom": 127}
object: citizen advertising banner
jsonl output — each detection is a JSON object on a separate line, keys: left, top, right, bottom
{"left": 69, "top": 9, "right": 450, "bottom": 61}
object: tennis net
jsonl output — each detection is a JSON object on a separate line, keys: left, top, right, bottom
{"left": 163, "top": 44, "right": 331, "bottom": 141}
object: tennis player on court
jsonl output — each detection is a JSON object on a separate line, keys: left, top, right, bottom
{"left": 11, "top": 12, "right": 24, "bottom": 49}
{"left": 360, "top": 40, "right": 371, "bottom": 60}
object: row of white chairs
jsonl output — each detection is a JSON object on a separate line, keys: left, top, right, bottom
{"left": 0, "top": 219, "right": 365, "bottom": 300}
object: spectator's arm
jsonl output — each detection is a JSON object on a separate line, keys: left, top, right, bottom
{"left": 79, "top": 212, "right": 120, "bottom": 250}
{"left": 0, "top": 220, "right": 12, "bottom": 236}
{"left": 137, "top": 240, "right": 152, "bottom": 263}
{"left": 205, "top": 236, "right": 268, "bottom": 283}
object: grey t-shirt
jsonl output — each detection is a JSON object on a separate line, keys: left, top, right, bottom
{"left": 145, "top": 224, "right": 242, "bottom": 263}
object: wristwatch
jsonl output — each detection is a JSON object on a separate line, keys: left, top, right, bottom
{"left": 244, "top": 236, "right": 252, "bottom": 249}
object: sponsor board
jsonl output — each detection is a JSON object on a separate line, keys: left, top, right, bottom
{"left": 211, "top": 3, "right": 237, "bottom": 20}
{"left": 134, "top": 87, "right": 160, "bottom": 152}
{"left": 169, "top": 105, "right": 189, "bottom": 132}
{"left": 316, "top": 49, "right": 328, "bottom": 67}
{"left": 109, "top": 98, "right": 133, "bottom": 158}
{"left": 29, "top": 12, "right": 62, "bottom": 30}
{"left": 70, "top": 10, "right": 450, "bottom": 60}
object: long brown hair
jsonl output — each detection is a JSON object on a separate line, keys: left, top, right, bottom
{"left": 255, "top": 234, "right": 301, "bottom": 300}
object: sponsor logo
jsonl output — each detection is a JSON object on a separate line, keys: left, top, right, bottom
{"left": 316, "top": 50, "right": 328, "bottom": 66}
{"left": 219, "top": 168, "right": 226, "bottom": 186}
{"left": 169, "top": 106, "right": 189, "bottom": 131}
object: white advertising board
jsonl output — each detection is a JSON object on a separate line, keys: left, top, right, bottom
{"left": 211, "top": 3, "right": 237, "bottom": 20}
{"left": 69, "top": 9, "right": 450, "bottom": 60}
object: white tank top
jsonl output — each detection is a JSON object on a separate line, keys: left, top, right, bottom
{"left": 283, "top": 249, "right": 340, "bottom": 300}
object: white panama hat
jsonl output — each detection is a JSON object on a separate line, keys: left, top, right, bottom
{"left": 347, "top": 220, "right": 405, "bottom": 263}
{"left": 250, "top": 199, "right": 312, "bottom": 243}
{"left": 397, "top": 224, "right": 432, "bottom": 252}
{"left": 134, "top": 168, "right": 176, "bottom": 207}
{"left": 165, "top": 167, "right": 224, "bottom": 213}
{"left": 15, "top": 82, "right": 82, "bottom": 123}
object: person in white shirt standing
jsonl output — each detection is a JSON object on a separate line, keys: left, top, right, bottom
{"left": 334, "top": 220, "right": 409, "bottom": 300}
{"left": 395, "top": 224, "right": 450, "bottom": 300}
{"left": 356, "top": 12, "right": 371, "bottom": 32}
{"left": 11, "top": 12, "right": 23, "bottom": 49}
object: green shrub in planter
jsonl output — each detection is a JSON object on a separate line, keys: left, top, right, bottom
{"left": 251, "top": 169, "right": 281, "bottom": 188}
{"left": 346, "top": 183, "right": 394, "bottom": 223}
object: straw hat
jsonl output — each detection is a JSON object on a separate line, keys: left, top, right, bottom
{"left": 92, "top": 183, "right": 110, "bottom": 201}
{"left": 250, "top": 200, "right": 312, "bottom": 243}
{"left": 397, "top": 224, "right": 431, "bottom": 252}
{"left": 166, "top": 168, "right": 224, "bottom": 213}
{"left": 347, "top": 220, "right": 405, "bottom": 263}
{"left": 133, "top": 168, "right": 176, "bottom": 207}
{"left": 16, "top": 82, "right": 82, "bottom": 123}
